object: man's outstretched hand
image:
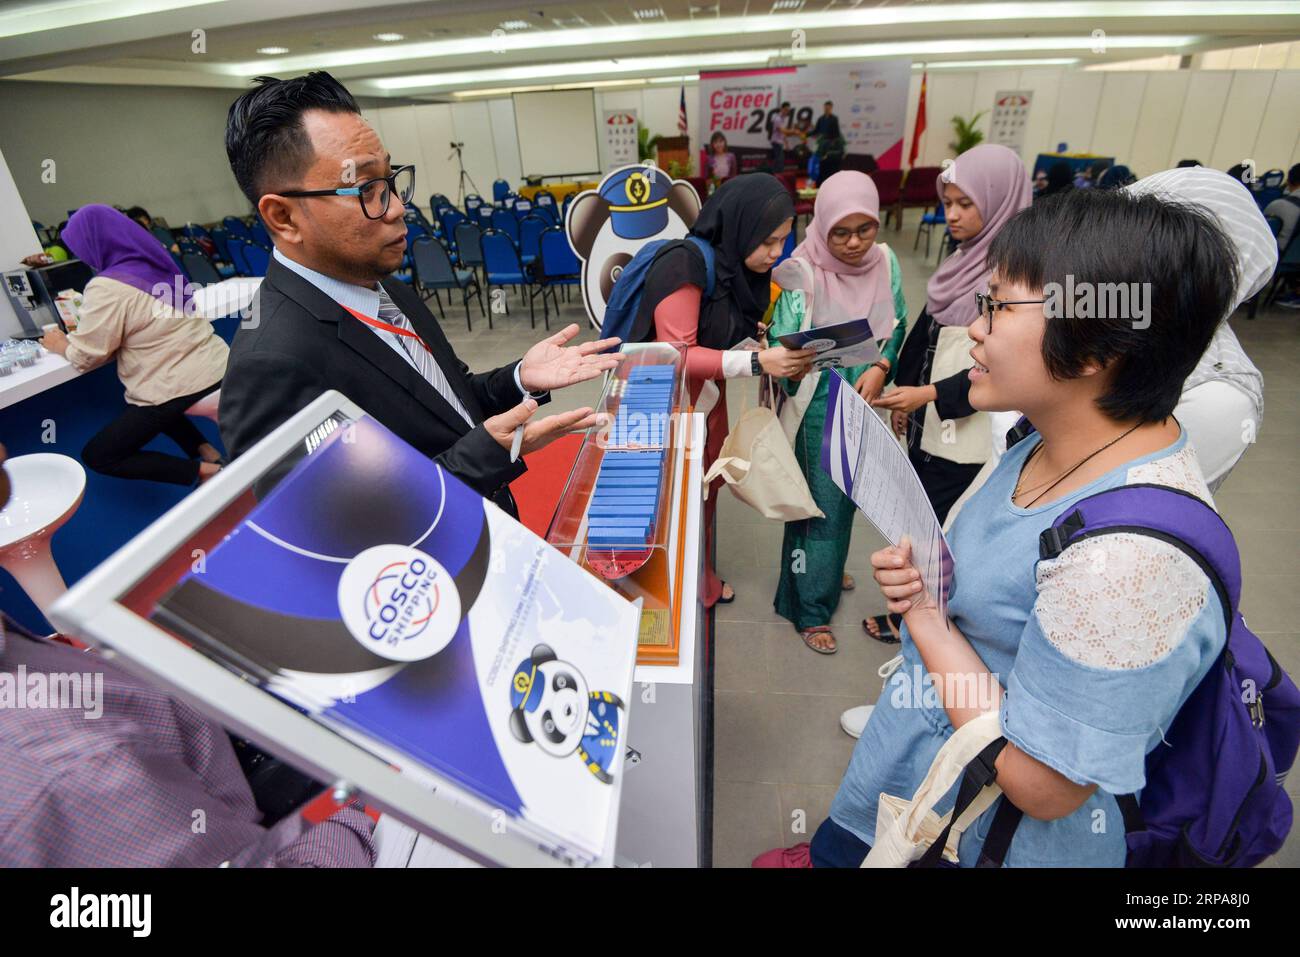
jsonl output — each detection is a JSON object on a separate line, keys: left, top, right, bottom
{"left": 484, "top": 398, "right": 609, "bottom": 458}
{"left": 518, "top": 324, "right": 624, "bottom": 393}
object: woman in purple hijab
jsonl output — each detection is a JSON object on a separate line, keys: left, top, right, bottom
{"left": 39, "top": 204, "right": 229, "bottom": 486}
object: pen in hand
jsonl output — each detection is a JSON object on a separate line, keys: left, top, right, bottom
{"left": 509, "top": 423, "right": 525, "bottom": 463}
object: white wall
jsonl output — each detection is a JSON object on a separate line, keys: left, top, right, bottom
{"left": 0, "top": 80, "right": 253, "bottom": 228}
{"left": 899, "top": 67, "right": 1300, "bottom": 176}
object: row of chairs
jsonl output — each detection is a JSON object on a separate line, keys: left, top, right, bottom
{"left": 407, "top": 224, "right": 581, "bottom": 332}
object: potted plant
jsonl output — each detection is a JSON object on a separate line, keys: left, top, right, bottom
{"left": 949, "top": 112, "right": 987, "bottom": 156}
{"left": 637, "top": 124, "right": 663, "bottom": 163}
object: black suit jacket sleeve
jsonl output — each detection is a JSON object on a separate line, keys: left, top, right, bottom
{"left": 459, "top": 359, "right": 551, "bottom": 418}
{"left": 220, "top": 349, "right": 527, "bottom": 500}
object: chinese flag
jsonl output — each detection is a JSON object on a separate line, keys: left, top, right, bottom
{"left": 908, "top": 70, "right": 927, "bottom": 168}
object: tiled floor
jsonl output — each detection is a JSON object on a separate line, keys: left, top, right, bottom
{"left": 436, "top": 214, "right": 1300, "bottom": 869}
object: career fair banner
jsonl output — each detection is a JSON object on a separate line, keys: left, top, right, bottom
{"left": 699, "top": 59, "right": 912, "bottom": 169}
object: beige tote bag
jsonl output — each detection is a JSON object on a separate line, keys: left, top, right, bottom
{"left": 703, "top": 380, "right": 824, "bottom": 521}
{"left": 862, "top": 709, "right": 1005, "bottom": 867}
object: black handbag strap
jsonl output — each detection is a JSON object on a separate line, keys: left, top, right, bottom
{"left": 975, "top": 796, "right": 1024, "bottom": 867}
{"left": 913, "top": 737, "right": 1008, "bottom": 868}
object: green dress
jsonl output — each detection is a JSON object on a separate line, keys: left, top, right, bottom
{"left": 769, "top": 246, "right": 908, "bottom": 631}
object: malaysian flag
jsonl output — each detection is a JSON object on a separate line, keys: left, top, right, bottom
{"left": 678, "top": 85, "right": 688, "bottom": 134}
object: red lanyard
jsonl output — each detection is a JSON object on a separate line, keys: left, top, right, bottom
{"left": 341, "top": 304, "right": 432, "bottom": 355}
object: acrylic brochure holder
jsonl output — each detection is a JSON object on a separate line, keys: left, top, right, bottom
{"left": 546, "top": 342, "right": 692, "bottom": 666}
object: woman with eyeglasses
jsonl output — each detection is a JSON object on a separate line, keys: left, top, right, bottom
{"left": 765, "top": 171, "right": 908, "bottom": 655}
{"left": 757, "top": 185, "right": 1242, "bottom": 868}
{"left": 39, "top": 204, "right": 228, "bottom": 486}
{"left": 862, "top": 145, "right": 1031, "bottom": 648}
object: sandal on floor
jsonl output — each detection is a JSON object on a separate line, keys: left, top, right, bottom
{"left": 842, "top": 573, "right": 856, "bottom": 591}
{"left": 800, "top": 625, "right": 837, "bottom": 655}
{"left": 862, "top": 614, "right": 901, "bottom": 645}
{"left": 717, "top": 582, "right": 736, "bottom": 604}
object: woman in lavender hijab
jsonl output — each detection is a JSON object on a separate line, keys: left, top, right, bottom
{"left": 39, "top": 204, "right": 229, "bottom": 486}
{"left": 861, "top": 145, "right": 1031, "bottom": 650}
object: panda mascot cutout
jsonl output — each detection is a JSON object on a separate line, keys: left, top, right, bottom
{"left": 508, "top": 644, "right": 626, "bottom": 784}
{"left": 565, "top": 164, "right": 702, "bottom": 331}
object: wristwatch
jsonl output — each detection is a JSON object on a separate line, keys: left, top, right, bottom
{"left": 750, "top": 351, "right": 762, "bottom": 376}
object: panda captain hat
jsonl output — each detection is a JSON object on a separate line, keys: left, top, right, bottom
{"left": 600, "top": 167, "right": 672, "bottom": 239}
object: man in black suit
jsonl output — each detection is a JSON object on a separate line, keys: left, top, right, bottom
{"left": 221, "top": 72, "right": 621, "bottom": 516}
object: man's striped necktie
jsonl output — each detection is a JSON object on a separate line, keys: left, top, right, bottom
{"left": 376, "top": 287, "right": 474, "bottom": 426}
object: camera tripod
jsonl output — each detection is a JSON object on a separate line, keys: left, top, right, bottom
{"left": 448, "top": 142, "right": 480, "bottom": 208}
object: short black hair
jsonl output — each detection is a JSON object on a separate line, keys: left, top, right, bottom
{"left": 824, "top": 100, "right": 833, "bottom": 106}
{"left": 780, "top": 101, "right": 791, "bottom": 109}
{"left": 1289, "top": 162, "right": 1300, "bottom": 188}
{"left": 123, "top": 206, "right": 150, "bottom": 223}
{"left": 987, "top": 188, "right": 1238, "bottom": 423}
{"left": 225, "top": 71, "right": 360, "bottom": 207}
{"left": 1176, "top": 158, "right": 1201, "bottom": 168}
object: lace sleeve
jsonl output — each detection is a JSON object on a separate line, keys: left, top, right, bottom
{"left": 1033, "top": 533, "right": 1210, "bottom": 670}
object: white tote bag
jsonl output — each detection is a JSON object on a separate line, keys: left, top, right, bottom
{"left": 862, "top": 709, "right": 1005, "bottom": 867}
{"left": 703, "top": 380, "right": 824, "bottom": 522}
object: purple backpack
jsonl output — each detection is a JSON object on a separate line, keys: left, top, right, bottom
{"left": 928, "top": 424, "right": 1300, "bottom": 868}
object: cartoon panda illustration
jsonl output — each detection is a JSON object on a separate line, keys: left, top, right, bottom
{"left": 564, "top": 165, "right": 702, "bottom": 330}
{"left": 508, "top": 644, "right": 625, "bottom": 784}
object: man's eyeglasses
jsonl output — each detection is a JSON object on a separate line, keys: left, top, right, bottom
{"left": 828, "top": 222, "right": 879, "bottom": 245}
{"left": 975, "top": 291, "right": 1049, "bottom": 332}
{"left": 277, "top": 164, "right": 416, "bottom": 220}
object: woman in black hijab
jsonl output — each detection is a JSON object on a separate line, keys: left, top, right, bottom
{"left": 637, "top": 173, "right": 815, "bottom": 606}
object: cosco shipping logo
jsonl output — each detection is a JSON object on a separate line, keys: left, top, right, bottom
{"left": 338, "top": 545, "right": 462, "bottom": 662}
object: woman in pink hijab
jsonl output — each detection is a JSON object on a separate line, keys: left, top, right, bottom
{"left": 766, "top": 170, "right": 909, "bottom": 654}
{"left": 861, "top": 145, "right": 1031, "bottom": 648}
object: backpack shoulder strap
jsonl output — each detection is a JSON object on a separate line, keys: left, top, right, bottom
{"left": 1004, "top": 416, "right": 1036, "bottom": 450}
{"left": 685, "top": 235, "right": 716, "bottom": 297}
{"left": 1039, "top": 483, "right": 1239, "bottom": 632}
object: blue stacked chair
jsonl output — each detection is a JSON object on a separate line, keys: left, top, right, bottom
{"left": 915, "top": 203, "right": 946, "bottom": 260}
{"left": 182, "top": 252, "right": 222, "bottom": 285}
{"left": 208, "top": 226, "right": 233, "bottom": 264}
{"left": 150, "top": 224, "right": 175, "bottom": 249}
{"left": 492, "top": 179, "right": 511, "bottom": 203}
{"left": 464, "top": 194, "right": 484, "bottom": 216}
{"left": 533, "top": 190, "right": 559, "bottom": 226}
{"left": 411, "top": 236, "right": 483, "bottom": 331}
{"left": 454, "top": 221, "right": 486, "bottom": 281}
{"left": 490, "top": 207, "right": 520, "bottom": 246}
{"left": 518, "top": 215, "right": 548, "bottom": 268}
{"left": 481, "top": 229, "right": 546, "bottom": 328}
{"left": 537, "top": 227, "right": 581, "bottom": 310}
{"left": 439, "top": 208, "right": 467, "bottom": 252}
{"left": 223, "top": 216, "right": 254, "bottom": 242}
{"left": 248, "top": 218, "right": 272, "bottom": 248}
{"left": 239, "top": 240, "right": 270, "bottom": 277}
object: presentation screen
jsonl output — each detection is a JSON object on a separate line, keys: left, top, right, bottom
{"left": 513, "top": 90, "right": 601, "bottom": 179}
